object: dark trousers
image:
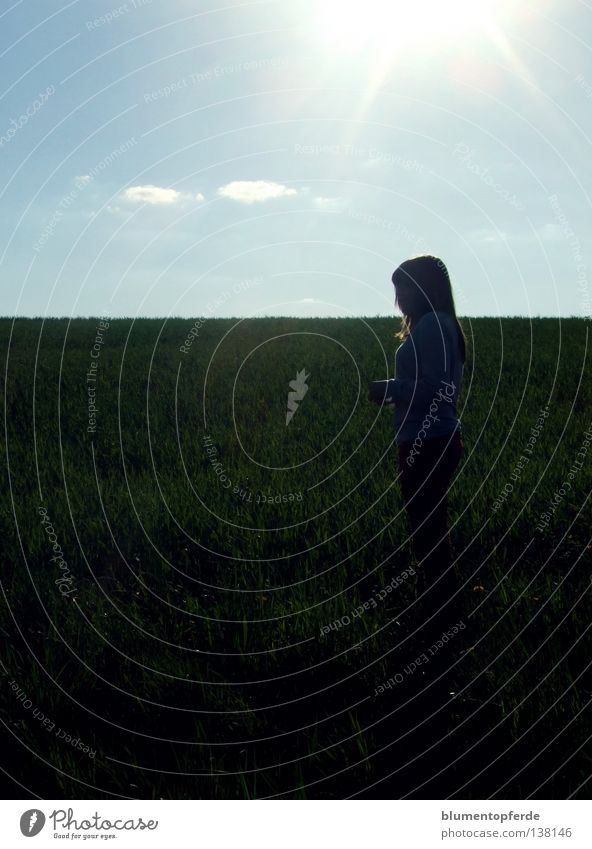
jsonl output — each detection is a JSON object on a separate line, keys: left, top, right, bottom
{"left": 398, "top": 430, "right": 464, "bottom": 639}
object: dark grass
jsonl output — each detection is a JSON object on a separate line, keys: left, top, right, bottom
{"left": 0, "top": 316, "right": 591, "bottom": 799}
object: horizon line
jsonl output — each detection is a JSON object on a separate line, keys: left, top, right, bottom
{"left": 1, "top": 314, "right": 589, "bottom": 321}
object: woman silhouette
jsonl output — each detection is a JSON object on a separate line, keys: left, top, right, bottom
{"left": 369, "top": 255, "right": 467, "bottom": 645}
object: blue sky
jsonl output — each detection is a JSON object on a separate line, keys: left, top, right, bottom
{"left": 0, "top": 0, "right": 590, "bottom": 318}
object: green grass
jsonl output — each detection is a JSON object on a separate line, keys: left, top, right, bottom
{"left": 0, "top": 316, "right": 591, "bottom": 799}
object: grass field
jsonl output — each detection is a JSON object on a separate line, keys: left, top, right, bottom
{"left": 1, "top": 315, "right": 591, "bottom": 799}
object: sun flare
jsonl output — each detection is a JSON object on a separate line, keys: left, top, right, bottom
{"left": 315, "top": 0, "right": 498, "bottom": 53}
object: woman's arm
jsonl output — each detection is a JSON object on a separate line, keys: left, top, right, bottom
{"left": 368, "top": 312, "right": 454, "bottom": 406}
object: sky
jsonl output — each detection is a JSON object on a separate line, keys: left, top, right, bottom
{"left": 0, "top": 0, "right": 591, "bottom": 319}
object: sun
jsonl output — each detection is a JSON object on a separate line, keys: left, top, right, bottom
{"left": 314, "top": 0, "right": 498, "bottom": 54}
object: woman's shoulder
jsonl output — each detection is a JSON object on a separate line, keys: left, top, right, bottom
{"left": 415, "top": 311, "right": 461, "bottom": 354}
{"left": 415, "top": 310, "right": 456, "bottom": 333}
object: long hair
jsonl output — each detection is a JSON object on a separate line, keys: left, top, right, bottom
{"left": 392, "top": 255, "right": 467, "bottom": 363}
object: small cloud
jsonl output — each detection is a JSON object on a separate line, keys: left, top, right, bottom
{"left": 122, "top": 185, "right": 190, "bottom": 205}
{"left": 106, "top": 204, "right": 131, "bottom": 218}
{"left": 217, "top": 180, "right": 298, "bottom": 204}
{"left": 195, "top": 192, "right": 205, "bottom": 202}
{"left": 300, "top": 298, "right": 317, "bottom": 303}
{"left": 314, "top": 195, "right": 348, "bottom": 210}
{"left": 74, "top": 175, "right": 92, "bottom": 188}
{"left": 472, "top": 228, "right": 507, "bottom": 243}
{"left": 538, "top": 223, "right": 563, "bottom": 241}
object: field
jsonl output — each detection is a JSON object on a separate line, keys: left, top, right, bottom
{"left": 1, "top": 315, "right": 591, "bottom": 799}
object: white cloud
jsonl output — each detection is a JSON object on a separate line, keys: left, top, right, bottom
{"left": 471, "top": 225, "right": 571, "bottom": 247}
{"left": 74, "top": 175, "right": 92, "bottom": 188}
{"left": 122, "top": 185, "right": 191, "bottom": 205}
{"left": 314, "top": 195, "right": 348, "bottom": 210}
{"left": 106, "top": 204, "right": 131, "bottom": 218}
{"left": 537, "top": 223, "right": 564, "bottom": 241}
{"left": 471, "top": 228, "right": 507, "bottom": 243}
{"left": 217, "top": 180, "right": 298, "bottom": 204}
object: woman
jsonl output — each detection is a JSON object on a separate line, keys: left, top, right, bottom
{"left": 368, "top": 255, "right": 467, "bottom": 646}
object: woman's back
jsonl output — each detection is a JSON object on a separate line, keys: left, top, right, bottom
{"left": 393, "top": 309, "right": 463, "bottom": 445}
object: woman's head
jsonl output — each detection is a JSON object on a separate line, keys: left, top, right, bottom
{"left": 392, "top": 254, "right": 467, "bottom": 361}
